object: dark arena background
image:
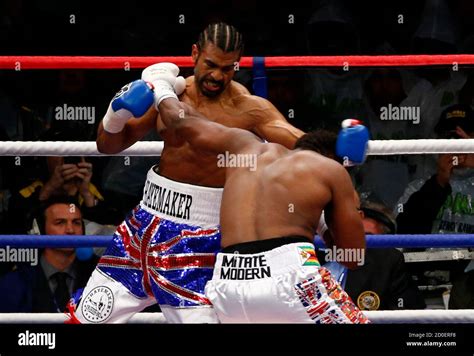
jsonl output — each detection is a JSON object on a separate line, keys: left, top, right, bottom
{"left": 0, "top": 0, "right": 474, "bottom": 354}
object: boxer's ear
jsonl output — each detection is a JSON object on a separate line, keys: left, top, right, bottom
{"left": 191, "top": 44, "right": 199, "bottom": 63}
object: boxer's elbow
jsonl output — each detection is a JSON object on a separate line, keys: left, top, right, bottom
{"left": 337, "top": 239, "right": 366, "bottom": 270}
{"left": 331, "top": 230, "right": 366, "bottom": 270}
{"left": 346, "top": 247, "right": 366, "bottom": 270}
{"left": 97, "top": 139, "right": 114, "bottom": 154}
{"left": 96, "top": 123, "right": 117, "bottom": 154}
{"left": 96, "top": 134, "right": 125, "bottom": 154}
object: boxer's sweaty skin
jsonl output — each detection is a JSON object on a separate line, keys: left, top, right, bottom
{"left": 157, "top": 77, "right": 290, "bottom": 187}
{"left": 159, "top": 98, "right": 365, "bottom": 270}
{"left": 97, "top": 43, "right": 303, "bottom": 188}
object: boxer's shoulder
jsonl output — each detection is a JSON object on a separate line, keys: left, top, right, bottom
{"left": 232, "top": 91, "right": 274, "bottom": 116}
{"left": 229, "top": 80, "right": 251, "bottom": 95}
{"left": 184, "top": 75, "right": 195, "bottom": 87}
{"left": 290, "top": 150, "right": 343, "bottom": 176}
{"left": 180, "top": 76, "right": 196, "bottom": 98}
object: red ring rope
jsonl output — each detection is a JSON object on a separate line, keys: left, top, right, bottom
{"left": 0, "top": 55, "right": 473, "bottom": 69}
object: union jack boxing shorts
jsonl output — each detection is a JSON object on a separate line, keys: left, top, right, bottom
{"left": 205, "top": 237, "right": 370, "bottom": 323}
{"left": 70, "top": 167, "right": 222, "bottom": 323}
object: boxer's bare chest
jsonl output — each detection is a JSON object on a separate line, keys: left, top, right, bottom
{"left": 157, "top": 91, "right": 258, "bottom": 187}
{"left": 180, "top": 93, "right": 256, "bottom": 130}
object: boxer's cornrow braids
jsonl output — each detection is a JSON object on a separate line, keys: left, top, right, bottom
{"left": 294, "top": 130, "right": 343, "bottom": 164}
{"left": 197, "top": 22, "right": 243, "bottom": 54}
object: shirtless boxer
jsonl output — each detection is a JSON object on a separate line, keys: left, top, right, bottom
{"left": 156, "top": 96, "right": 369, "bottom": 323}
{"left": 70, "top": 23, "right": 305, "bottom": 324}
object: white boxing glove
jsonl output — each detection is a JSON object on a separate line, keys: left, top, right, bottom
{"left": 141, "top": 63, "right": 186, "bottom": 109}
{"left": 317, "top": 210, "right": 328, "bottom": 237}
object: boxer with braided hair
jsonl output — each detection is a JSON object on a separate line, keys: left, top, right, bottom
{"left": 71, "top": 23, "right": 304, "bottom": 324}
{"left": 72, "top": 21, "right": 366, "bottom": 324}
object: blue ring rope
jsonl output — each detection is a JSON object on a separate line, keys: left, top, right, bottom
{"left": 0, "top": 234, "right": 473, "bottom": 248}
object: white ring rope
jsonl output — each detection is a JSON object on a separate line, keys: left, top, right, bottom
{"left": 0, "top": 141, "right": 164, "bottom": 156}
{"left": 0, "top": 310, "right": 473, "bottom": 323}
{"left": 1, "top": 139, "right": 474, "bottom": 156}
{"left": 364, "top": 309, "right": 474, "bottom": 324}
{"left": 368, "top": 139, "right": 474, "bottom": 155}
{"left": 0, "top": 313, "right": 166, "bottom": 324}
{"left": 1, "top": 139, "right": 473, "bottom": 324}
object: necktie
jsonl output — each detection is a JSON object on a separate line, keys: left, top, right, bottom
{"left": 53, "top": 272, "right": 70, "bottom": 312}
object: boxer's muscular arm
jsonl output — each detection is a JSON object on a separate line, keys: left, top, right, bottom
{"left": 159, "top": 98, "right": 261, "bottom": 154}
{"left": 244, "top": 96, "right": 305, "bottom": 149}
{"left": 324, "top": 162, "right": 365, "bottom": 269}
{"left": 96, "top": 107, "right": 157, "bottom": 154}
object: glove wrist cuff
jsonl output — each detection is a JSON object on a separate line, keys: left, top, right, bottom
{"left": 102, "top": 103, "right": 130, "bottom": 134}
{"left": 151, "top": 80, "right": 178, "bottom": 110}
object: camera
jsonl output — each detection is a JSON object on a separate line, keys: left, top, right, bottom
{"left": 63, "top": 157, "right": 82, "bottom": 164}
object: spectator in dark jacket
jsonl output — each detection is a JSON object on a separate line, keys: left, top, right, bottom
{"left": 0, "top": 196, "right": 99, "bottom": 312}
{"left": 396, "top": 104, "right": 474, "bottom": 235}
{"left": 347, "top": 200, "right": 425, "bottom": 310}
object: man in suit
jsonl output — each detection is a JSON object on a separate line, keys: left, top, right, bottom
{"left": 0, "top": 195, "right": 99, "bottom": 312}
{"left": 449, "top": 264, "right": 474, "bottom": 309}
{"left": 321, "top": 199, "right": 426, "bottom": 310}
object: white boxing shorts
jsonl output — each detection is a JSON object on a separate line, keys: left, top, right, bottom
{"left": 205, "top": 237, "right": 370, "bottom": 323}
{"left": 69, "top": 167, "right": 223, "bottom": 324}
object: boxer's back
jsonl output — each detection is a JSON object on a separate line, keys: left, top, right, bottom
{"left": 220, "top": 145, "right": 336, "bottom": 247}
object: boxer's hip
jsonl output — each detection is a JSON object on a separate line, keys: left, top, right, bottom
{"left": 206, "top": 237, "right": 369, "bottom": 323}
{"left": 140, "top": 166, "right": 223, "bottom": 228}
{"left": 97, "top": 169, "right": 223, "bottom": 297}
{"left": 211, "top": 236, "right": 320, "bottom": 281}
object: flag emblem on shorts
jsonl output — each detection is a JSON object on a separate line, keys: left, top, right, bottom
{"left": 298, "top": 246, "right": 319, "bottom": 266}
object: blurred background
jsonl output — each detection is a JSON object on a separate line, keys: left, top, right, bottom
{"left": 1, "top": 0, "right": 474, "bottom": 311}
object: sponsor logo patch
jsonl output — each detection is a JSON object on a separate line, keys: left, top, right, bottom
{"left": 357, "top": 290, "right": 380, "bottom": 311}
{"left": 298, "top": 245, "right": 319, "bottom": 266}
{"left": 81, "top": 286, "right": 114, "bottom": 323}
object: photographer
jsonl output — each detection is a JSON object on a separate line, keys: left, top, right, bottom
{"left": 6, "top": 155, "right": 121, "bottom": 234}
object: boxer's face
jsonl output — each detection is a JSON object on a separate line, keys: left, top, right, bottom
{"left": 192, "top": 43, "right": 240, "bottom": 98}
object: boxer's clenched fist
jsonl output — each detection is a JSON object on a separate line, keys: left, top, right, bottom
{"left": 336, "top": 119, "right": 370, "bottom": 166}
{"left": 142, "top": 62, "right": 186, "bottom": 109}
{"left": 102, "top": 80, "right": 155, "bottom": 134}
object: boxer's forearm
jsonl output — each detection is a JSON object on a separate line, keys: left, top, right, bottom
{"left": 321, "top": 230, "right": 334, "bottom": 248}
{"left": 158, "top": 98, "right": 215, "bottom": 145}
{"left": 159, "top": 98, "right": 261, "bottom": 155}
{"left": 159, "top": 99, "right": 228, "bottom": 153}
{"left": 97, "top": 123, "right": 143, "bottom": 154}
{"left": 96, "top": 107, "right": 157, "bottom": 154}
{"left": 158, "top": 98, "right": 188, "bottom": 127}
{"left": 97, "top": 122, "right": 127, "bottom": 153}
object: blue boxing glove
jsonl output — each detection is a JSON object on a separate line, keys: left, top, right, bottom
{"left": 336, "top": 119, "right": 370, "bottom": 166}
{"left": 102, "top": 80, "right": 155, "bottom": 133}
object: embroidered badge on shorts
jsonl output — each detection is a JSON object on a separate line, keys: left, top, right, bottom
{"left": 357, "top": 290, "right": 380, "bottom": 310}
{"left": 298, "top": 246, "right": 320, "bottom": 266}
